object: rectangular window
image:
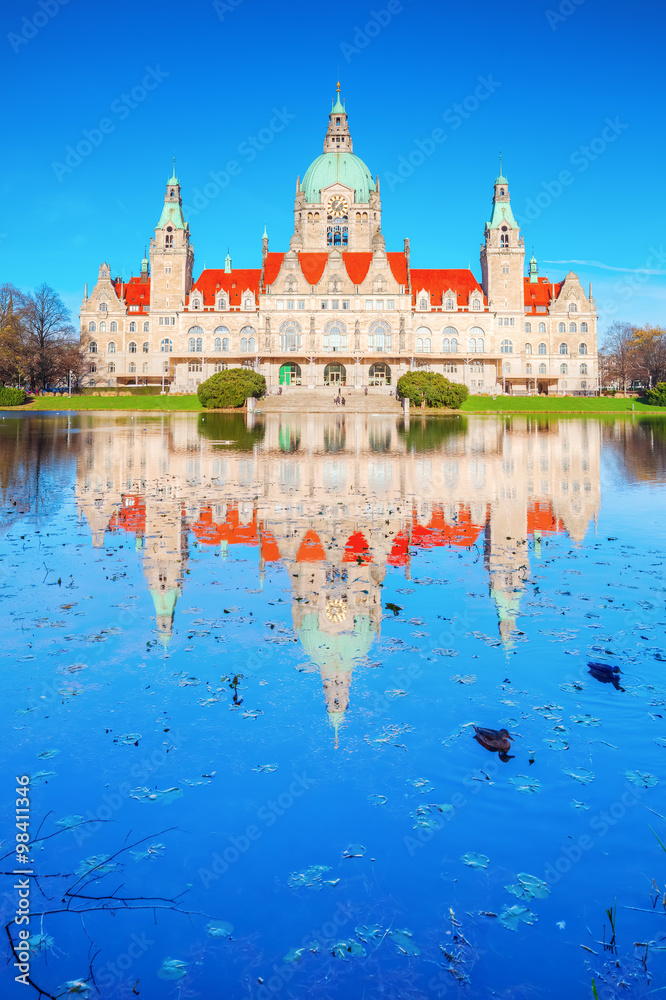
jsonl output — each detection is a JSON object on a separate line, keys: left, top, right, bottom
{"left": 321, "top": 301, "right": 328, "bottom": 310}
{"left": 365, "top": 300, "right": 373, "bottom": 310}
{"left": 159, "top": 317, "right": 163, "bottom": 325}
{"left": 342, "top": 300, "right": 350, "bottom": 310}
{"left": 331, "top": 300, "right": 339, "bottom": 310}
{"left": 276, "top": 300, "right": 284, "bottom": 311}
{"left": 510, "top": 318, "right": 515, "bottom": 326}
{"left": 287, "top": 300, "right": 294, "bottom": 310}
{"left": 387, "top": 300, "right": 395, "bottom": 310}
{"left": 536, "top": 306, "right": 547, "bottom": 313}
{"left": 298, "top": 300, "right": 306, "bottom": 310}
{"left": 129, "top": 305, "right": 139, "bottom": 312}
{"left": 376, "top": 300, "right": 384, "bottom": 310}
{"left": 502, "top": 267, "right": 509, "bottom": 274}
{"left": 164, "top": 266, "right": 171, "bottom": 274}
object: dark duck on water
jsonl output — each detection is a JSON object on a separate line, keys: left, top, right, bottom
{"left": 473, "top": 726, "right": 515, "bottom": 761}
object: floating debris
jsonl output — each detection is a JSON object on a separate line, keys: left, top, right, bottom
{"left": 288, "top": 864, "right": 332, "bottom": 889}
{"left": 356, "top": 924, "right": 383, "bottom": 942}
{"left": 207, "top": 921, "right": 233, "bottom": 938}
{"left": 252, "top": 763, "right": 278, "bottom": 773}
{"left": 32, "top": 770, "right": 56, "bottom": 784}
{"left": 462, "top": 852, "right": 490, "bottom": 870}
{"left": 625, "top": 770, "right": 658, "bottom": 788}
{"left": 61, "top": 980, "right": 91, "bottom": 995}
{"left": 505, "top": 873, "right": 550, "bottom": 901}
{"left": 157, "top": 958, "right": 188, "bottom": 981}
{"left": 570, "top": 800, "right": 589, "bottom": 811}
{"left": 55, "top": 814, "right": 84, "bottom": 829}
{"left": 563, "top": 767, "right": 595, "bottom": 785}
{"left": 508, "top": 775, "right": 541, "bottom": 794}
{"left": 451, "top": 674, "right": 477, "bottom": 685}
{"left": 343, "top": 843, "right": 367, "bottom": 859}
{"left": 129, "top": 786, "right": 183, "bottom": 805}
{"left": 130, "top": 843, "right": 165, "bottom": 863}
{"left": 570, "top": 714, "right": 601, "bottom": 727}
{"left": 498, "top": 904, "right": 537, "bottom": 931}
{"left": 74, "top": 855, "right": 116, "bottom": 877}
{"left": 284, "top": 946, "right": 305, "bottom": 963}
{"left": 112, "top": 734, "right": 141, "bottom": 745}
{"left": 388, "top": 929, "right": 420, "bottom": 955}
{"left": 26, "top": 932, "right": 55, "bottom": 954}
{"left": 367, "top": 793, "right": 387, "bottom": 806}
{"left": 37, "top": 748, "right": 60, "bottom": 759}
{"left": 331, "top": 938, "right": 366, "bottom": 959}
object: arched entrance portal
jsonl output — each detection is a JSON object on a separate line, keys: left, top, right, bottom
{"left": 324, "top": 363, "right": 346, "bottom": 386}
{"left": 369, "top": 362, "right": 391, "bottom": 386}
{"left": 279, "top": 363, "right": 301, "bottom": 386}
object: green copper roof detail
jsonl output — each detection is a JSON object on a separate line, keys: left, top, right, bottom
{"left": 168, "top": 157, "right": 179, "bottom": 186}
{"left": 302, "top": 151, "right": 375, "bottom": 203}
{"left": 487, "top": 199, "right": 518, "bottom": 230}
{"left": 332, "top": 82, "right": 345, "bottom": 114}
{"left": 529, "top": 254, "right": 538, "bottom": 283}
{"left": 495, "top": 152, "right": 507, "bottom": 185}
{"left": 262, "top": 225, "right": 268, "bottom": 241}
{"left": 157, "top": 201, "right": 186, "bottom": 230}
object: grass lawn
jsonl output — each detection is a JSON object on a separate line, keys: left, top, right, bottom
{"left": 13, "top": 395, "right": 204, "bottom": 411}
{"left": 461, "top": 395, "right": 663, "bottom": 413}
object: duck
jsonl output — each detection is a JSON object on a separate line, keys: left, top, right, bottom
{"left": 588, "top": 661, "right": 623, "bottom": 691}
{"left": 473, "top": 726, "right": 514, "bottom": 754}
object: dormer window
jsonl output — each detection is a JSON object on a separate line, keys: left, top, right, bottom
{"left": 419, "top": 298, "right": 428, "bottom": 310}
{"left": 99, "top": 302, "right": 107, "bottom": 312}
{"left": 445, "top": 298, "right": 455, "bottom": 310}
{"left": 218, "top": 298, "right": 226, "bottom": 310}
{"left": 192, "top": 299, "right": 200, "bottom": 310}
{"left": 244, "top": 298, "right": 252, "bottom": 310}
{"left": 472, "top": 299, "right": 480, "bottom": 310}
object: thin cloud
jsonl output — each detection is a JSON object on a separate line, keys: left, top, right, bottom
{"left": 542, "top": 259, "right": 666, "bottom": 275}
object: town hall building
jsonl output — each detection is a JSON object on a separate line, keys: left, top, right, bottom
{"left": 79, "top": 86, "right": 598, "bottom": 395}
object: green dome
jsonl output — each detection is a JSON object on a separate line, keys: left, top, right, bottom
{"left": 302, "top": 152, "right": 376, "bottom": 204}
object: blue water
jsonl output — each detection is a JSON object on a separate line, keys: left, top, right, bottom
{"left": 1, "top": 411, "right": 665, "bottom": 999}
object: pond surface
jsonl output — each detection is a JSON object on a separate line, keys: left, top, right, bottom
{"left": 1, "top": 411, "right": 665, "bottom": 999}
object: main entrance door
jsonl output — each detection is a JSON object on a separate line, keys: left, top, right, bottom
{"left": 324, "top": 363, "right": 346, "bottom": 386}
{"left": 279, "top": 363, "right": 301, "bottom": 386}
{"left": 369, "top": 362, "right": 391, "bottom": 386}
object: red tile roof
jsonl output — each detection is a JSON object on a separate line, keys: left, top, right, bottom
{"left": 410, "top": 269, "right": 486, "bottom": 307}
{"left": 112, "top": 276, "right": 150, "bottom": 313}
{"left": 190, "top": 270, "right": 262, "bottom": 307}
{"left": 523, "top": 277, "right": 566, "bottom": 313}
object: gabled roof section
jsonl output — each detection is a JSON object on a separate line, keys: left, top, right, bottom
{"left": 410, "top": 269, "right": 486, "bottom": 307}
{"left": 190, "top": 269, "right": 262, "bottom": 306}
{"left": 157, "top": 201, "right": 187, "bottom": 230}
{"left": 297, "top": 253, "right": 329, "bottom": 286}
{"left": 112, "top": 276, "right": 150, "bottom": 312}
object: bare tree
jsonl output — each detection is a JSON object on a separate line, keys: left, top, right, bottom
{"left": 630, "top": 325, "right": 666, "bottom": 389}
{"left": 22, "top": 284, "right": 77, "bottom": 390}
{"left": 0, "top": 283, "right": 29, "bottom": 385}
{"left": 600, "top": 322, "right": 636, "bottom": 395}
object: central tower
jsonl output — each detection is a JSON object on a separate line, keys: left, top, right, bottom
{"left": 292, "top": 84, "right": 382, "bottom": 252}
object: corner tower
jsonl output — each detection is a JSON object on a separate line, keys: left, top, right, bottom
{"left": 480, "top": 160, "right": 525, "bottom": 312}
{"left": 293, "top": 85, "right": 381, "bottom": 252}
{"left": 149, "top": 162, "right": 194, "bottom": 315}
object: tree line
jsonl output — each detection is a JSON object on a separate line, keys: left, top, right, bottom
{"left": 600, "top": 322, "right": 666, "bottom": 393}
{"left": 0, "top": 283, "right": 85, "bottom": 391}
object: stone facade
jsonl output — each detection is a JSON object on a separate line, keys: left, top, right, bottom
{"left": 79, "top": 90, "right": 598, "bottom": 396}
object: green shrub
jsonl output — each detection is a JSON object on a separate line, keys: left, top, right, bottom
{"left": 197, "top": 368, "right": 266, "bottom": 409}
{"left": 0, "top": 386, "right": 26, "bottom": 406}
{"left": 397, "top": 371, "right": 469, "bottom": 409}
{"left": 645, "top": 382, "right": 666, "bottom": 406}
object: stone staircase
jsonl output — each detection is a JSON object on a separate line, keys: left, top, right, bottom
{"left": 257, "top": 386, "right": 403, "bottom": 414}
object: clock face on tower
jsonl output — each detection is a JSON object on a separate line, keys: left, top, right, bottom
{"left": 327, "top": 196, "right": 349, "bottom": 218}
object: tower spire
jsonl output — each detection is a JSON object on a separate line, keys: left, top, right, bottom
{"left": 324, "top": 84, "right": 352, "bottom": 152}
{"left": 169, "top": 157, "right": 178, "bottom": 185}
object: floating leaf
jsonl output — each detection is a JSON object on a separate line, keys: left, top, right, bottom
{"left": 563, "top": 767, "right": 595, "bottom": 785}
{"left": 177, "top": 676, "right": 200, "bottom": 687}
{"left": 508, "top": 775, "right": 541, "bottom": 794}
{"left": 451, "top": 674, "right": 477, "bottom": 685}
{"left": 288, "top": 864, "right": 332, "bottom": 889}
{"left": 433, "top": 648, "right": 459, "bottom": 657}
{"left": 252, "top": 763, "right": 278, "bottom": 773}
{"left": 74, "top": 855, "right": 116, "bottom": 877}
{"left": 37, "top": 749, "right": 60, "bottom": 760}
{"left": 207, "top": 921, "right": 233, "bottom": 938}
{"left": 385, "top": 689, "right": 407, "bottom": 698}
{"left": 626, "top": 770, "right": 658, "bottom": 788}
{"left": 331, "top": 938, "right": 366, "bottom": 959}
{"left": 543, "top": 738, "right": 569, "bottom": 751}
{"left": 157, "top": 958, "right": 188, "bottom": 981}
{"left": 570, "top": 799, "right": 589, "bottom": 810}
{"left": 284, "top": 947, "right": 305, "bottom": 963}
{"left": 461, "top": 852, "right": 489, "bottom": 870}
{"left": 367, "top": 793, "right": 387, "bottom": 806}
{"left": 388, "top": 929, "right": 420, "bottom": 956}
{"left": 343, "top": 843, "right": 366, "bottom": 859}
{"left": 570, "top": 714, "right": 601, "bottom": 727}
{"left": 112, "top": 734, "right": 141, "bottom": 745}
{"left": 356, "top": 924, "right": 383, "bottom": 942}
{"left": 129, "top": 786, "right": 183, "bottom": 804}
{"left": 32, "top": 770, "right": 56, "bottom": 784}
{"left": 27, "top": 932, "right": 54, "bottom": 954}
{"left": 505, "top": 873, "right": 550, "bottom": 901}
{"left": 130, "top": 843, "right": 165, "bottom": 862}
{"left": 498, "top": 904, "right": 537, "bottom": 931}
{"left": 56, "top": 814, "right": 84, "bottom": 829}
{"left": 61, "top": 980, "right": 91, "bottom": 995}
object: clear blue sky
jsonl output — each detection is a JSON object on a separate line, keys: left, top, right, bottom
{"left": 1, "top": 0, "right": 664, "bottom": 337}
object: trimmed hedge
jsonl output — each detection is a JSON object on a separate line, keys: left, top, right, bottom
{"left": 0, "top": 387, "right": 27, "bottom": 406}
{"left": 645, "top": 382, "right": 666, "bottom": 406}
{"left": 197, "top": 368, "right": 266, "bottom": 409}
{"left": 397, "top": 371, "right": 469, "bottom": 409}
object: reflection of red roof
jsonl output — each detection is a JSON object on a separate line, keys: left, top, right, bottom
{"left": 411, "top": 506, "right": 485, "bottom": 548}
{"left": 111, "top": 277, "right": 150, "bottom": 314}
{"left": 108, "top": 495, "right": 146, "bottom": 534}
{"left": 527, "top": 501, "right": 564, "bottom": 534}
{"left": 343, "top": 531, "right": 372, "bottom": 563}
{"left": 297, "top": 529, "right": 326, "bottom": 562}
{"left": 260, "top": 527, "right": 280, "bottom": 562}
{"left": 410, "top": 269, "right": 486, "bottom": 308}
{"left": 191, "top": 505, "right": 258, "bottom": 546}
{"left": 387, "top": 529, "right": 410, "bottom": 567}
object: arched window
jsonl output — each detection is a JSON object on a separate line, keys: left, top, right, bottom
{"left": 309, "top": 212, "right": 314, "bottom": 221}
{"left": 129, "top": 362, "right": 136, "bottom": 373}
{"left": 368, "top": 321, "right": 391, "bottom": 351}
{"left": 223, "top": 338, "right": 229, "bottom": 352}
{"left": 129, "top": 322, "right": 136, "bottom": 332}
{"left": 559, "top": 343, "right": 568, "bottom": 355}
{"left": 442, "top": 337, "right": 450, "bottom": 352}
{"left": 581, "top": 380, "right": 587, "bottom": 389}
{"left": 538, "top": 322, "right": 546, "bottom": 334}
{"left": 89, "top": 341, "right": 97, "bottom": 354}
{"left": 110, "top": 321, "right": 118, "bottom": 332}
{"left": 445, "top": 298, "right": 455, "bottom": 310}
{"left": 579, "top": 343, "right": 588, "bottom": 355}
{"left": 500, "top": 339, "right": 513, "bottom": 354}
{"left": 560, "top": 363, "right": 568, "bottom": 375}
{"left": 419, "top": 298, "right": 428, "bottom": 310}
{"left": 362, "top": 211, "right": 367, "bottom": 221}
{"left": 324, "top": 320, "right": 346, "bottom": 352}
{"left": 89, "top": 363, "right": 97, "bottom": 373}
{"left": 500, "top": 232, "right": 509, "bottom": 248}
{"left": 128, "top": 341, "right": 137, "bottom": 353}
{"left": 355, "top": 212, "right": 360, "bottom": 222}
{"left": 188, "top": 338, "right": 195, "bottom": 352}
{"left": 538, "top": 342, "right": 547, "bottom": 355}
{"left": 580, "top": 363, "right": 588, "bottom": 375}
{"left": 240, "top": 326, "right": 256, "bottom": 351}
{"left": 165, "top": 232, "right": 173, "bottom": 248}
{"left": 187, "top": 327, "right": 203, "bottom": 352}
{"left": 470, "top": 326, "right": 484, "bottom": 353}
{"left": 423, "top": 338, "right": 431, "bottom": 353}
{"left": 525, "top": 344, "right": 532, "bottom": 355}
{"left": 99, "top": 321, "right": 107, "bottom": 332}
{"left": 142, "top": 342, "right": 149, "bottom": 353}
{"left": 580, "top": 322, "right": 588, "bottom": 333}
{"left": 569, "top": 322, "right": 577, "bottom": 333}
{"left": 569, "top": 303, "right": 577, "bottom": 313}
{"left": 526, "top": 363, "right": 532, "bottom": 374}
{"left": 315, "top": 212, "right": 320, "bottom": 221}
{"left": 450, "top": 338, "right": 458, "bottom": 353}
{"left": 416, "top": 338, "right": 422, "bottom": 352}
{"left": 99, "top": 302, "right": 107, "bottom": 312}
{"left": 108, "top": 362, "right": 116, "bottom": 373}
{"left": 472, "top": 299, "right": 480, "bottom": 310}
{"left": 142, "top": 362, "right": 148, "bottom": 373}
{"left": 442, "top": 327, "right": 457, "bottom": 353}
{"left": 280, "top": 320, "right": 303, "bottom": 352}
{"left": 539, "top": 363, "right": 546, "bottom": 374}
{"left": 160, "top": 338, "right": 172, "bottom": 352}
{"left": 143, "top": 321, "right": 149, "bottom": 332}
{"left": 214, "top": 337, "right": 221, "bottom": 352}
{"left": 468, "top": 337, "right": 476, "bottom": 353}
{"left": 525, "top": 322, "right": 532, "bottom": 333}
{"left": 89, "top": 322, "right": 96, "bottom": 332}
{"left": 214, "top": 326, "right": 230, "bottom": 353}
{"left": 241, "top": 337, "right": 247, "bottom": 352}
{"left": 244, "top": 298, "right": 253, "bottom": 310}
{"left": 108, "top": 341, "right": 116, "bottom": 353}
{"left": 248, "top": 337, "right": 256, "bottom": 351}
{"left": 503, "top": 362, "right": 511, "bottom": 373}
{"left": 558, "top": 322, "right": 566, "bottom": 333}
{"left": 218, "top": 298, "right": 226, "bottom": 310}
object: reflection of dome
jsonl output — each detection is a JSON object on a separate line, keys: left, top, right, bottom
{"left": 298, "top": 611, "right": 375, "bottom": 668}
{"left": 302, "top": 153, "right": 376, "bottom": 203}
{"left": 149, "top": 587, "right": 179, "bottom": 646}
{"left": 491, "top": 586, "right": 523, "bottom": 647}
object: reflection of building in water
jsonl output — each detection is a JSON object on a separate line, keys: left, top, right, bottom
{"left": 75, "top": 414, "right": 601, "bottom": 720}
